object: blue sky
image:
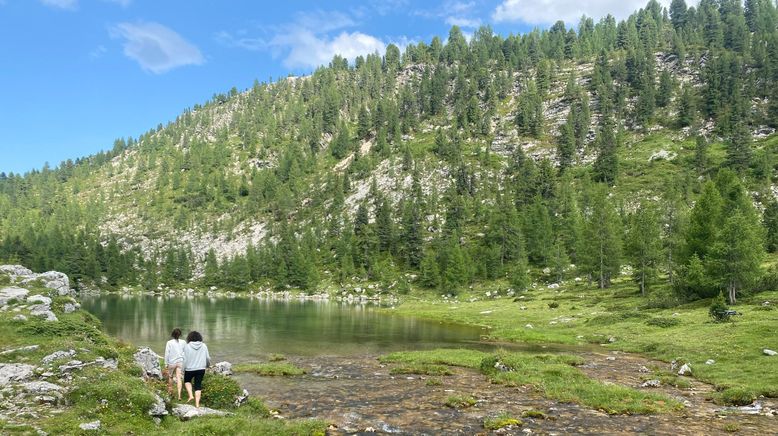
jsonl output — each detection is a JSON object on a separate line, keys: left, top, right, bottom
{"left": 0, "top": 0, "right": 666, "bottom": 174}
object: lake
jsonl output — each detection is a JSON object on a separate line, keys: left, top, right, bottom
{"left": 80, "top": 294, "right": 486, "bottom": 360}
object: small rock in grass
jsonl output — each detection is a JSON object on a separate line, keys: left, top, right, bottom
{"left": 148, "top": 394, "right": 168, "bottom": 416}
{"left": 26, "top": 295, "right": 52, "bottom": 305}
{"left": 172, "top": 404, "right": 230, "bottom": 420}
{"left": 525, "top": 324, "right": 533, "bottom": 329}
{"left": 641, "top": 379, "right": 661, "bottom": 388}
{"left": 134, "top": 347, "right": 162, "bottom": 379}
{"left": 678, "top": 363, "right": 692, "bottom": 376}
{"left": 63, "top": 303, "right": 78, "bottom": 313}
{"left": 638, "top": 366, "right": 650, "bottom": 373}
{"left": 606, "top": 356, "right": 616, "bottom": 361}
{"left": 705, "top": 359, "right": 715, "bottom": 365}
{"left": 608, "top": 337, "right": 617, "bottom": 343}
{"left": 764, "top": 349, "right": 778, "bottom": 356}
{"left": 42, "top": 350, "right": 76, "bottom": 364}
{"left": 79, "top": 421, "right": 101, "bottom": 431}
{"left": 12, "top": 314, "right": 27, "bottom": 321}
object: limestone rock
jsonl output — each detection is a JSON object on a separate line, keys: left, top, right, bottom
{"left": 0, "top": 287, "right": 29, "bottom": 306}
{"left": 649, "top": 149, "right": 677, "bottom": 162}
{"left": 63, "top": 303, "right": 78, "bottom": 313}
{"left": 29, "top": 303, "right": 57, "bottom": 322}
{"left": 764, "top": 349, "right": 778, "bottom": 356}
{"left": 172, "top": 404, "right": 230, "bottom": 420}
{"left": 0, "top": 363, "right": 35, "bottom": 384}
{"left": 35, "top": 271, "right": 72, "bottom": 296}
{"left": 59, "top": 360, "right": 89, "bottom": 373}
{"left": 677, "top": 363, "right": 692, "bottom": 376}
{"left": 148, "top": 394, "right": 168, "bottom": 416}
{"left": 212, "top": 361, "right": 232, "bottom": 376}
{"left": 21, "top": 381, "right": 63, "bottom": 394}
{"left": 134, "top": 347, "right": 162, "bottom": 379}
{"left": 26, "top": 295, "right": 52, "bottom": 305}
{"left": 79, "top": 420, "right": 101, "bottom": 431}
{"left": 705, "top": 359, "right": 715, "bottom": 365}
{"left": 641, "top": 379, "right": 661, "bottom": 388}
{"left": 0, "top": 265, "right": 33, "bottom": 278}
{"left": 42, "top": 350, "right": 76, "bottom": 364}
{"left": 12, "top": 314, "right": 27, "bottom": 321}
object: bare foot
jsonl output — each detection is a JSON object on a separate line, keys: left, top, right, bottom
{"left": 186, "top": 396, "right": 193, "bottom": 403}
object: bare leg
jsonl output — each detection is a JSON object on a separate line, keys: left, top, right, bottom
{"left": 175, "top": 366, "right": 183, "bottom": 400}
{"left": 167, "top": 371, "right": 173, "bottom": 394}
{"left": 194, "top": 390, "right": 201, "bottom": 408}
{"left": 185, "top": 382, "right": 194, "bottom": 403}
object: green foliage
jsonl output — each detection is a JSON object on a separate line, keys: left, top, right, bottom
{"left": 445, "top": 395, "right": 476, "bottom": 408}
{"left": 389, "top": 364, "right": 453, "bottom": 376}
{"left": 233, "top": 362, "right": 306, "bottom": 376}
{"left": 200, "top": 373, "right": 242, "bottom": 409}
{"left": 645, "top": 317, "right": 681, "bottom": 328}
{"left": 483, "top": 413, "right": 522, "bottom": 430}
{"left": 709, "top": 292, "right": 730, "bottom": 322}
{"left": 715, "top": 387, "right": 757, "bottom": 406}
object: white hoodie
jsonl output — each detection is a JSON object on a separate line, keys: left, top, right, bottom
{"left": 183, "top": 341, "right": 211, "bottom": 371}
{"left": 164, "top": 338, "right": 186, "bottom": 366}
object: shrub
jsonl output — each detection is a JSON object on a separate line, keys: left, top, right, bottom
{"left": 484, "top": 413, "right": 522, "bottom": 430}
{"left": 242, "top": 397, "right": 270, "bottom": 417}
{"left": 201, "top": 373, "right": 242, "bottom": 409}
{"left": 68, "top": 370, "right": 155, "bottom": 416}
{"left": 709, "top": 292, "right": 729, "bottom": 323}
{"left": 445, "top": 395, "right": 476, "bottom": 408}
{"left": 547, "top": 301, "right": 559, "bottom": 309}
{"left": 479, "top": 355, "right": 499, "bottom": 374}
{"left": 716, "top": 387, "right": 756, "bottom": 406}
{"left": 645, "top": 317, "right": 681, "bottom": 328}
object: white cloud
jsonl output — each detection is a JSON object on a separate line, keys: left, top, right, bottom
{"left": 446, "top": 16, "right": 482, "bottom": 28}
{"left": 40, "top": 0, "right": 77, "bottom": 10}
{"left": 89, "top": 45, "right": 107, "bottom": 59}
{"left": 214, "top": 31, "right": 265, "bottom": 51}
{"left": 492, "top": 0, "right": 675, "bottom": 25}
{"left": 110, "top": 22, "right": 204, "bottom": 74}
{"left": 271, "top": 30, "right": 386, "bottom": 70}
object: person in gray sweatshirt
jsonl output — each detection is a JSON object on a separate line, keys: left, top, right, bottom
{"left": 183, "top": 330, "right": 211, "bottom": 408}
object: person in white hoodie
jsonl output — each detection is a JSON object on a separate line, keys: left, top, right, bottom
{"left": 164, "top": 328, "right": 186, "bottom": 400}
{"left": 183, "top": 330, "right": 211, "bottom": 408}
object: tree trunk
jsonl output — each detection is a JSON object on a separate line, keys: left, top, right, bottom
{"left": 640, "top": 271, "right": 645, "bottom": 297}
{"left": 728, "top": 281, "right": 737, "bottom": 305}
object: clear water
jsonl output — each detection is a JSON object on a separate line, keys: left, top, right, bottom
{"left": 80, "top": 295, "right": 486, "bottom": 360}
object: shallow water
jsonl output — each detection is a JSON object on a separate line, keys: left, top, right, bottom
{"left": 80, "top": 294, "right": 486, "bottom": 359}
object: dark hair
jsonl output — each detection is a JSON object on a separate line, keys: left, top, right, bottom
{"left": 171, "top": 328, "right": 182, "bottom": 340}
{"left": 186, "top": 330, "right": 203, "bottom": 343}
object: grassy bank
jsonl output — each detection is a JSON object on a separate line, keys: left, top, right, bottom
{"left": 0, "top": 271, "right": 325, "bottom": 435}
{"left": 380, "top": 349, "right": 681, "bottom": 414}
{"left": 390, "top": 278, "right": 778, "bottom": 404}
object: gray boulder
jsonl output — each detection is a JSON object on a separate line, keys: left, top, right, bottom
{"left": 213, "top": 361, "right": 233, "bottom": 376}
{"left": 172, "top": 404, "right": 231, "bottom": 420}
{"left": 63, "top": 303, "right": 78, "bottom": 313}
{"left": 148, "top": 394, "right": 168, "bottom": 416}
{"left": 0, "top": 363, "right": 35, "bottom": 384}
{"left": 78, "top": 420, "right": 101, "bottom": 431}
{"left": 42, "top": 350, "right": 76, "bottom": 364}
{"left": 26, "top": 295, "right": 52, "bottom": 305}
{"left": 32, "top": 271, "right": 72, "bottom": 296}
{"left": 29, "top": 304, "right": 57, "bottom": 322}
{"left": 677, "top": 363, "right": 692, "bottom": 376}
{"left": 21, "top": 381, "right": 63, "bottom": 394}
{"left": 641, "top": 379, "right": 661, "bottom": 388}
{"left": 134, "top": 347, "right": 162, "bottom": 379}
{"left": 0, "top": 345, "right": 39, "bottom": 356}
{"left": 12, "top": 314, "right": 27, "bottom": 321}
{"left": 764, "top": 349, "right": 778, "bottom": 356}
{"left": 0, "top": 265, "right": 33, "bottom": 279}
{"left": 0, "top": 287, "right": 29, "bottom": 306}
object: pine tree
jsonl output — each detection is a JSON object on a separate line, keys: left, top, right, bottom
{"left": 626, "top": 202, "right": 663, "bottom": 296}
{"left": 593, "top": 116, "right": 619, "bottom": 185}
{"left": 764, "top": 199, "right": 778, "bottom": 253}
{"left": 524, "top": 197, "right": 554, "bottom": 266}
{"left": 579, "top": 186, "right": 622, "bottom": 288}
{"left": 708, "top": 211, "right": 764, "bottom": 304}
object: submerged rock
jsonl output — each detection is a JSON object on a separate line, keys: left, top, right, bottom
{"left": 134, "top": 347, "right": 162, "bottom": 379}
{"left": 213, "top": 361, "right": 233, "bottom": 376}
{"left": 172, "top": 404, "right": 231, "bottom": 420}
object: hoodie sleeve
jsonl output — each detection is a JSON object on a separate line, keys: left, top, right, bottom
{"left": 164, "top": 341, "right": 172, "bottom": 365}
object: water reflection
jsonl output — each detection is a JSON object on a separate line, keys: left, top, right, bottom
{"left": 81, "top": 295, "right": 484, "bottom": 360}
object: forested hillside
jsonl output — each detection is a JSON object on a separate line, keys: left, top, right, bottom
{"left": 2, "top": 0, "right": 778, "bottom": 306}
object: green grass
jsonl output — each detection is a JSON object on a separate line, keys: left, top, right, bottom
{"left": 483, "top": 413, "right": 522, "bottom": 430}
{"left": 445, "top": 395, "right": 476, "bottom": 408}
{"left": 233, "top": 362, "right": 306, "bottom": 376}
{"left": 390, "top": 276, "right": 778, "bottom": 403}
{"left": 381, "top": 349, "right": 679, "bottom": 414}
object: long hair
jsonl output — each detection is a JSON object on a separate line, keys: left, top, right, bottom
{"left": 186, "top": 330, "right": 203, "bottom": 343}
{"left": 171, "top": 328, "right": 182, "bottom": 340}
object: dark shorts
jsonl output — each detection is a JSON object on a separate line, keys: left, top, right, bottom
{"left": 184, "top": 369, "right": 205, "bottom": 391}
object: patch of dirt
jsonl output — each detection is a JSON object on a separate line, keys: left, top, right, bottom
{"left": 237, "top": 350, "right": 776, "bottom": 435}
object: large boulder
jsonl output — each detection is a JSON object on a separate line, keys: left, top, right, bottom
{"left": 134, "top": 347, "right": 162, "bottom": 379}
{"left": 0, "top": 287, "right": 29, "bottom": 306}
{"left": 212, "top": 361, "right": 233, "bottom": 376}
{"left": 0, "top": 363, "right": 35, "bottom": 384}
{"left": 148, "top": 394, "right": 168, "bottom": 416}
{"left": 36, "top": 271, "right": 72, "bottom": 296}
{"left": 21, "top": 381, "right": 63, "bottom": 394}
{"left": 42, "top": 349, "right": 76, "bottom": 364}
{"left": 0, "top": 265, "right": 33, "bottom": 279}
{"left": 29, "top": 303, "right": 58, "bottom": 322}
{"left": 172, "top": 404, "right": 231, "bottom": 420}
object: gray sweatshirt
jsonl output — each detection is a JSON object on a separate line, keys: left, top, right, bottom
{"left": 183, "top": 341, "right": 211, "bottom": 371}
{"left": 164, "top": 338, "right": 186, "bottom": 366}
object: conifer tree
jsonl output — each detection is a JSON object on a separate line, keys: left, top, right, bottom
{"left": 626, "top": 202, "right": 663, "bottom": 296}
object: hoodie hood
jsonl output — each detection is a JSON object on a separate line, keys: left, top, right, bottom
{"left": 188, "top": 341, "right": 203, "bottom": 350}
